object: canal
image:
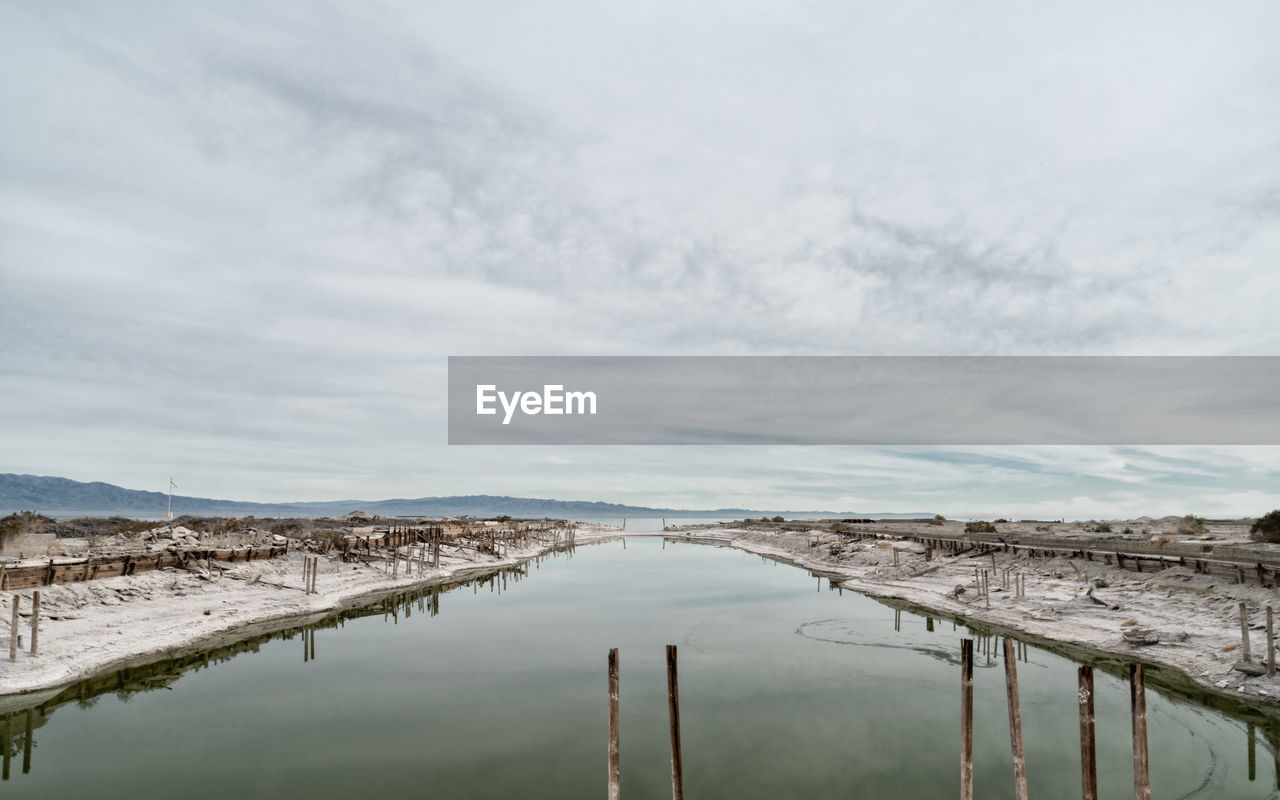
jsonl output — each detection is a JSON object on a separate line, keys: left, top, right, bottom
{"left": 1, "top": 536, "right": 1276, "bottom": 798}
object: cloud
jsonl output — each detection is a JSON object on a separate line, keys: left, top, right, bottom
{"left": 2, "top": 1, "right": 1279, "bottom": 513}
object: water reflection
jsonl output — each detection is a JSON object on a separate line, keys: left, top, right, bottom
{"left": 0, "top": 551, "right": 562, "bottom": 782}
{"left": 4, "top": 536, "right": 1280, "bottom": 797}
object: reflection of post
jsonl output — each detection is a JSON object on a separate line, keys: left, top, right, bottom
{"left": 3, "top": 712, "right": 10, "bottom": 780}
{"left": 666, "top": 644, "right": 684, "bottom": 800}
{"left": 1002, "top": 638, "right": 1029, "bottom": 800}
{"left": 1078, "top": 665, "right": 1097, "bottom": 800}
{"left": 1130, "top": 663, "right": 1151, "bottom": 800}
{"left": 1249, "top": 723, "right": 1257, "bottom": 782}
{"left": 608, "top": 648, "right": 620, "bottom": 800}
{"left": 960, "top": 638, "right": 974, "bottom": 800}
{"left": 310, "top": 626, "right": 316, "bottom": 662}
{"left": 22, "top": 709, "right": 31, "bottom": 775}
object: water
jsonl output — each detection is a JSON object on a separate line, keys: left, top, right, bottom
{"left": 2, "top": 537, "right": 1278, "bottom": 798}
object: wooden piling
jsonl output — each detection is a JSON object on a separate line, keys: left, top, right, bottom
{"left": 960, "top": 638, "right": 974, "bottom": 800}
{"left": 666, "top": 644, "right": 684, "bottom": 800}
{"left": 1079, "top": 665, "right": 1097, "bottom": 800}
{"left": 29, "top": 590, "right": 39, "bottom": 656}
{"left": 8, "top": 595, "right": 18, "bottom": 662}
{"left": 1269, "top": 606, "right": 1275, "bottom": 677}
{"left": 1130, "top": 663, "right": 1151, "bottom": 800}
{"left": 1241, "top": 602, "right": 1252, "bottom": 663}
{"left": 608, "top": 648, "right": 621, "bottom": 800}
{"left": 1002, "top": 637, "right": 1029, "bottom": 800}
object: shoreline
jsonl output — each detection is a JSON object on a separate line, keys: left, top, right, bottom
{"left": 0, "top": 527, "right": 617, "bottom": 701}
{"left": 661, "top": 526, "right": 1280, "bottom": 721}
{"left": 7, "top": 522, "right": 1280, "bottom": 726}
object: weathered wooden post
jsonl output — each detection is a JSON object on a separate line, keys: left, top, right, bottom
{"left": 666, "top": 644, "right": 684, "bottom": 800}
{"left": 1079, "top": 665, "right": 1098, "bottom": 800}
{"left": 1130, "top": 663, "right": 1151, "bottom": 800}
{"left": 608, "top": 648, "right": 621, "bottom": 800}
{"left": 961, "top": 638, "right": 974, "bottom": 800}
{"left": 1241, "top": 602, "right": 1253, "bottom": 663}
{"left": 1269, "top": 605, "right": 1276, "bottom": 677}
{"left": 29, "top": 590, "right": 39, "bottom": 656}
{"left": 1002, "top": 638, "right": 1029, "bottom": 800}
{"left": 8, "top": 595, "right": 18, "bottom": 662}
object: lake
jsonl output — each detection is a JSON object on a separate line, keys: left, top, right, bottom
{"left": 2, "top": 536, "right": 1277, "bottom": 798}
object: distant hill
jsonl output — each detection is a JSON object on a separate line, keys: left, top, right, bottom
{"left": 0, "top": 473, "right": 933, "bottom": 520}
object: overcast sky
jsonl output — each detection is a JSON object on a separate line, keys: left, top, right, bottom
{"left": 2, "top": 2, "right": 1279, "bottom": 518}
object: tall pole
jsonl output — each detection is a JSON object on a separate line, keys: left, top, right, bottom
{"left": 666, "top": 644, "right": 684, "bottom": 800}
{"left": 608, "top": 648, "right": 621, "bottom": 800}
{"left": 960, "top": 638, "right": 974, "bottom": 800}
{"left": 1003, "top": 638, "right": 1029, "bottom": 800}
{"left": 1131, "top": 663, "right": 1151, "bottom": 800}
{"left": 1079, "top": 665, "right": 1098, "bottom": 800}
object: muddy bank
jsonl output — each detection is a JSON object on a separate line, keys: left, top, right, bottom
{"left": 0, "top": 525, "right": 616, "bottom": 699}
{"left": 664, "top": 525, "right": 1280, "bottom": 719}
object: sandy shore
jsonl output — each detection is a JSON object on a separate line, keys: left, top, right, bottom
{"left": 0, "top": 526, "right": 616, "bottom": 700}
{"left": 662, "top": 525, "right": 1280, "bottom": 713}
{"left": 7, "top": 520, "right": 1280, "bottom": 718}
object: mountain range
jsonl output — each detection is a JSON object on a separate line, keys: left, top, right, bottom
{"left": 0, "top": 473, "right": 932, "bottom": 520}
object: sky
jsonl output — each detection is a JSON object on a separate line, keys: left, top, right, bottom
{"left": 2, "top": 2, "right": 1279, "bottom": 518}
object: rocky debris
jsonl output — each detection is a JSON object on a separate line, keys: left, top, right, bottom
{"left": 1235, "top": 660, "right": 1268, "bottom": 676}
{"left": 1122, "top": 628, "right": 1161, "bottom": 645}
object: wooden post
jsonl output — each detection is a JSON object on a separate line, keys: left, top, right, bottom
{"left": 1079, "top": 665, "right": 1098, "bottom": 800}
{"left": 1241, "top": 602, "right": 1253, "bottom": 663}
{"left": 666, "top": 644, "right": 684, "bottom": 800}
{"left": 8, "top": 595, "right": 18, "bottom": 662}
{"left": 1130, "top": 663, "right": 1151, "bottom": 800}
{"left": 960, "top": 638, "right": 974, "bottom": 800}
{"left": 1002, "top": 638, "right": 1029, "bottom": 800}
{"left": 1269, "top": 606, "right": 1275, "bottom": 677}
{"left": 29, "top": 590, "right": 39, "bottom": 656}
{"left": 608, "top": 648, "right": 621, "bottom": 800}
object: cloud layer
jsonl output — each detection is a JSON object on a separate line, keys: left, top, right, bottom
{"left": 2, "top": 2, "right": 1279, "bottom": 515}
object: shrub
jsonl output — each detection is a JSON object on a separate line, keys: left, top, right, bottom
{"left": 1095, "top": 522, "right": 1112, "bottom": 533}
{"left": 0, "top": 511, "right": 52, "bottom": 544}
{"left": 771, "top": 516, "right": 784, "bottom": 523}
{"left": 1122, "top": 527, "right": 1133, "bottom": 535}
{"left": 994, "top": 518, "right": 1009, "bottom": 524}
{"left": 1176, "top": 515, "right": 1207, "bottom": 535}
{"left": 1251, "top": 510, "right": 1280, "bottom": 543}
{"left": 928, "top": 514, "right": 945, "bottom": 526}
{"left": 1094, "top": 578, "right": 1109, "bottom": 589}
{"left": 965, "top": 521, "right": 997, "bottom": 534}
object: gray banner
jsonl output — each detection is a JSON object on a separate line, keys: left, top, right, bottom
{"left": 447, "top": 356, "right": 1280, "bottom": 444}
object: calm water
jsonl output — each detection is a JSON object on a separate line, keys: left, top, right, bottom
{"left": 3, "top": 537, "right": 1279, "bottom": 798}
